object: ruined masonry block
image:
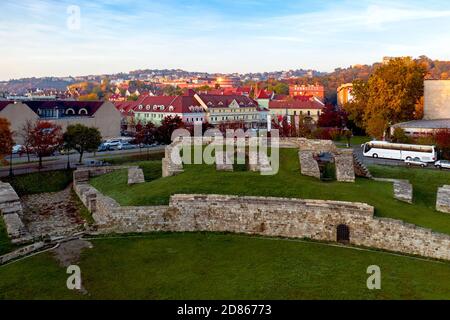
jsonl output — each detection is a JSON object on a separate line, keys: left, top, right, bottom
{"left": 0, "top": 182, "right": 31, "bottom": 243}
{"left": 128, "top": 167, "right": 146, "bottom": 185}
{"left": 335, "top": 150, "right": 356, "bottom": 183}
{"left": 394, "top": 180, "right": 413, "bottom": 204}
{"left": 437, "top": 185, "right": 450, "bottom": 214}
{"left": 215, "top": 151, "right": 233, "bottom": 171}
{"left": 299, "top": 151, "right": 320, "bottom": 179}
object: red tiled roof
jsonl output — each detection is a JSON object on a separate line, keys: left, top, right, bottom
{"left": 255, "top": 89, "right": 273, "bottom": 100}
{"left": 269, "top": 99, "right": 324, "bottom": 110}
{"left": 198, "top": 94, "right": 258, "bottom": 109}
{"left": 132, "top": 95, "right": 203, "bottom": 114}
{"left": 0, "top": 101, "right": 13, "bottom": 112}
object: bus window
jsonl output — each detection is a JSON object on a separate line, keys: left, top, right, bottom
{"left": 364, "top": 144, "right": 371, "bottom": 153}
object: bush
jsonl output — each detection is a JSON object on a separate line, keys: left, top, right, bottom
{"left": 329, "top": 128, "right": 342, "bottom": 141}
{"left": 311, "top": 128, "right": 332, "bottom": 140}
{"left": 391, "top": 128, "right": 411, "bottom": 144}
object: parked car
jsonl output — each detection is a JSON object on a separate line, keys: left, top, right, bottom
{"left": 12, "top": 145, "right": 24, "bottom": 154}
{"left": 405, "top": 157, "right": 428, "bottom": 168}
{"left": 117, "top": 142, "right": 138, "bottom": 150}
{"left": 97, "top": 143, "right": 109, "bottom": 152}
{"left": 435, "top": 160, "right": 450, "bottom": 170}
{"left": 103, "top": 139, "right": 122, "bottom": 150}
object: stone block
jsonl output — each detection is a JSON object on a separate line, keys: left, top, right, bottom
{"left": 299, "top": 151, "right": 320, "bottom": 179}
{"left": 128, "top": 167, "right": 146, "bottom": 185}
{"left": 437, "top": 185, "right": 450, "bottom": 213}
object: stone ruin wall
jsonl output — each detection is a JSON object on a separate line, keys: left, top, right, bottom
{"left": 73, "top": 171, "right": 450, "bottom": 261}
{"left": 437, "top": 186, "right": 450, "bottom": 214}
{"left": 0, "top": 182, "right": 31, "bottom": 244}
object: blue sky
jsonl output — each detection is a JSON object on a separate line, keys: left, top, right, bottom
{"left": 1, "top": 0, "right": 450, "bottom": 80}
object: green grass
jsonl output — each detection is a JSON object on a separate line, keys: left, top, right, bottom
{"left": 2, "top": 170, "right": 73, "bottom": 196}
{"left": 90, "top": 148, "right": 450, "bottom": 236}
{"left": 1, "top": 233, "right": 450, "bottom": 300}
{"left": 0, "top": 218, "right": 15, "bottom": 256}
{"left": 102, "top": 151, "right": 165, "bottom": 166}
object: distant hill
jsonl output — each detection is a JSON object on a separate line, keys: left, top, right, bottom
{"left": 1, "top": 56, "right": 449, "bottom": 99}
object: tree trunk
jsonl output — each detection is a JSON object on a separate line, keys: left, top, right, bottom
{"left": 79, "top": 151, "right": 84, "bottom": 164}
{"left": 38, "top": 156, "right": 43, "bottom": 169}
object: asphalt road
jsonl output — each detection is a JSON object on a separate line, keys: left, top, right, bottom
{"left": 0, "top": 146, "right": 166, "bottom": 177}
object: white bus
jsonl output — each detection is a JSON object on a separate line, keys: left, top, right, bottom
{"left": 362, "top": 141, "right": 437, "bottom": 163}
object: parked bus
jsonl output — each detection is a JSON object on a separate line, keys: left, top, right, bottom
{"left": 362, "top": 141, "right": 437, "bottom": 163}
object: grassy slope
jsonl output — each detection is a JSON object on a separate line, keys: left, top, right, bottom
{"left": 0, "top": 233, "right": 449, "bottom": 300}
{"left": 2, "top": 170, "right": 73, "bottom": 196}
{"left": 91, "top": 149, "right": 450, "bottom": 235}
{"left": 0, "top": 170, "right": 74, "bottom": 255}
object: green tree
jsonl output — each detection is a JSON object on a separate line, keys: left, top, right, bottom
{"left": 391, "top": 128, "right": 411, "bottom": 143}
{"left": 345, "top": 58, "right": 426, "bottom": 139}
{"left": 63, "top": 124, "right": 102, "bottom": 163}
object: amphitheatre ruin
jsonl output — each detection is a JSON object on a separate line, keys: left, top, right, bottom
{"left": 1, "top": 136, "right": 449, "bottom": 264}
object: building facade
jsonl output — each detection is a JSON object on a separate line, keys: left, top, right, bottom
{"left": 337, "top": 83, "right": 354, "bottom": 107}
{"left": 424, "top": 80, "right": 450, "bottom": 120}
{"left": 268, "top": 98, "right": 325, "bottom": 123}
{"left": 122, "top": 90, "right": 266, "bottom": 129}
{"left": 289, "top": 84, "right": 325, "bottom": 101}
{"left": 0, "top": 100, "right": 121, "bottom": 143}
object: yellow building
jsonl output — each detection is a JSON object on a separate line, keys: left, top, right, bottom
{"left": 337, "top": 83, "right": 354, "bottom": 107}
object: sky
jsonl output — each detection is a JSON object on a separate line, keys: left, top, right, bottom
{"left": 1, "top": 0, "right": 450, "bottom": 80}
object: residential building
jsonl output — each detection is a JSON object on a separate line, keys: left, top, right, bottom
{"left": 289, "top": 84, "right": 325, "bottom": 101}
{"left": 0, "top": 100, "right": 121, "bottom": 143}
{"left": 127, "top": 90, "right": 266, "bottom": 129}
{"left": 268, "top": 97, "right": 325, "bottom": 123}
{"left": 337, "top": 83, "right": 354, "bottom": 107}
{"left": 390, "top": 80, "right": 450, "bottom": 136}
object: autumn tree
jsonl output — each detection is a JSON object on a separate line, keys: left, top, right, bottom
{"left": 345, "top": 58, "right": 426, "bottom": 139}
{"left": 0, "top": 118, "right": 14, "bottom": 164}
{"left": 27, "top": 121, "right": 63, "bottom": 168}
{"left": 317, "top": 104, "right": 348, "bottom": 128}
{"left": 19, "top": 120, "right": 34, "bottom": 162}
{"left": 63, "top": 124, "right": 102, "bottom": 163}
{"left": 155, "top": 116, "right": 185, "bottom": 144}
{"left": 435, "top": 129, "right": 450, "bottom": 160}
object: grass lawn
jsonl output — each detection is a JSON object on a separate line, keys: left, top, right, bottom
{"left": 90, "top": 148, "right": 450, "bottom": 236}
{"left": 2, "top": 170, "right": 73, "bottom": 196}
{"left": 0, "top": 233, "right": 449, "bottom": 300}
{"left": 0, "top": 219, "right": 15, "bottom": 256}
{"left": 101, "top": 150, "right": 165, "bottom": 166}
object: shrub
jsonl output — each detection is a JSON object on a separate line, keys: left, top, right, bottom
{"left": 391, "top": 128, "right": 411, "bottom": 144}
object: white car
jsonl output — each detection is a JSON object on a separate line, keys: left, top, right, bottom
{"left": 435, "top": 160, "right": 450, "bottom": 170}
{"left": 405, "top": 157, "right": 428, "bottom": 168}
{"left": 12, "top": 145, "right": 24, "bottom": 154}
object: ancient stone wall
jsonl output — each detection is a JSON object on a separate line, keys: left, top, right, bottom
{"left": 298, "top": 151, "right": 320, "bottom": 179}
{"left": 128, "top": 167, "right": 145, "bottom": 185}
{"left": 334, "top": 150, "right": 356, "bottom": 182}
{"left": 0, "top": 182, "right": 31, "bottom": 244}
{"left": 374, "top": 178, "right": 413, "bottom": 204}
{"left": 73, "top": 173, "right": 450, "bottom": 261}
{"left": 437, "top": 186, "right": 450, "bottom": 213}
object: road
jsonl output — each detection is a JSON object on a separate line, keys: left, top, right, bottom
{"left": 0, "top": 146, "right": 166, "bottom": 177}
